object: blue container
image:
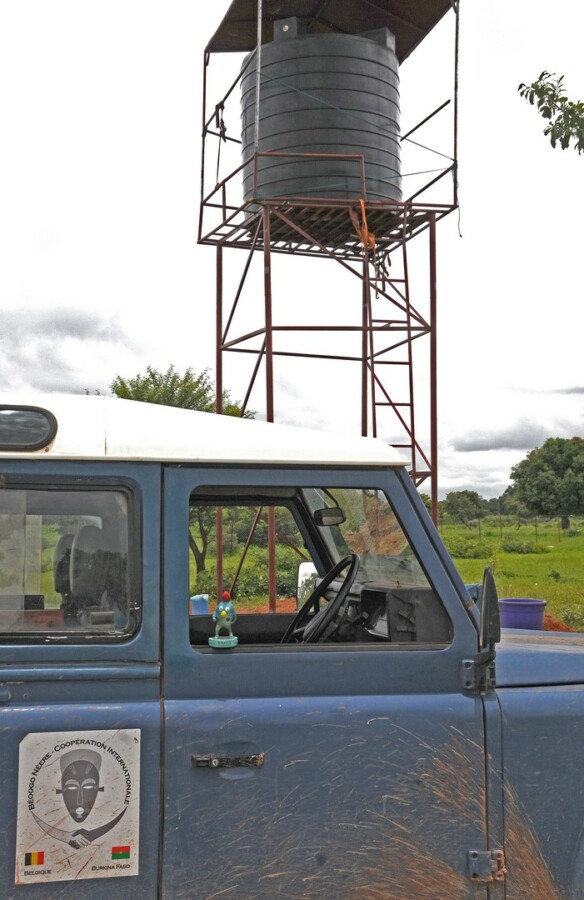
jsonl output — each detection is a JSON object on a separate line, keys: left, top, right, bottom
{"left": 499, "top": 598, "right": 546, "bottom": 630}
{"left": 190, "top": 594, "right": 209, "bottom": 616}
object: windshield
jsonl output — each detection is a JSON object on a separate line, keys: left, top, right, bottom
{"left": 302, "top": 487, "right": 430, "bottom": 587}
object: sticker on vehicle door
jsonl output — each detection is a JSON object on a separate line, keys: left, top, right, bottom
{"left": 15, "top": 729, "right": 140, "bottom": 884}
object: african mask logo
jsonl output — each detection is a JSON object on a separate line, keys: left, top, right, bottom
{"left": 56, "top": 748, "right": 105, "bottom": 823}
{"left": 16, "top": 729, "right": 141, "bottom": 885}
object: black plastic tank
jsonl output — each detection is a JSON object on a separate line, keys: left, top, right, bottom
{"left": 240, "top": 18, "right": 401, "bottom": 203}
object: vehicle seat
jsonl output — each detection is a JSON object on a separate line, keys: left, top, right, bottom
{"left": 69, "top": 525, "right": 110, "bottom": 624}
{"left": 54, "top": 533, "right": 74, "bottom": 595}
{"left": 53, "top": 532, "right": 75, "bottom": 622}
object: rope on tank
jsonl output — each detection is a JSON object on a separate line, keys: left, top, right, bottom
{"left": 258, "top": 71, "right": 401, "bottom": 138}
{"left": 256, "top": 71, "right": 455, "bottom": 165}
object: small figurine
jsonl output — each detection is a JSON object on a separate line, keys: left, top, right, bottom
{"left": 208, "top": 590, "right": 238, "bottom": 648}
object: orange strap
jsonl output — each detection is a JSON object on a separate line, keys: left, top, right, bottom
{"left": 350, "top": 199, "right": 376, "bottom": 251}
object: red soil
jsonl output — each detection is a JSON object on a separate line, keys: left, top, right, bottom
{"left": 543, "top": 614, "right": 573, "bottom": 632}
{"left": 255, "top": 598, "right": 297, "bottom": 614}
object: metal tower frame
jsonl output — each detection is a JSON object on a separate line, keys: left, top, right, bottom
{"left": 199, "top": 160, "right": 456, "bottom": 518}
{"left": 199, "top": 2, "right": 460, "bottom": 525}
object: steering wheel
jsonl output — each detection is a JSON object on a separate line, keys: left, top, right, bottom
{"left": 281, "top": 553, "right": 360, "bottom": 644}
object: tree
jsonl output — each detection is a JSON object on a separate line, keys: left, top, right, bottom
{"left": 510, "top": 437, "right": 584, "bottom": 528}
{"left": 111, "top": 365, "right": 253, "bottom": 572}
{"left": 518, "top": 72, "right": 584, "bottom": 154}
{"left": 419, "top": 492, "right": 432, "bottom": 513}
{"left": 495, "top": 486, "right": 530, "bottom": 525}
{"left": 441, "top": 490, "right": 487, "bottom": 527}
{"left": 110, "top": 364, "right": 252, "bottom": 417}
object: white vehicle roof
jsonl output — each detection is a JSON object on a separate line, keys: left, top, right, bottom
{"left": 0, "top": 393, "right": 406, "bottom": 467}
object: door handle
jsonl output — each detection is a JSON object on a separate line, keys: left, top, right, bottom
{"left": 0, "top": 688, "right": 11, "bottom": 703}
{"left": 191, "top": 752, "right": 265, "bottom": 769}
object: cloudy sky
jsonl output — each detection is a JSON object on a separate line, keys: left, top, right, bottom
{"left": 0, "top": 0, "right": 583, "bottom": 497}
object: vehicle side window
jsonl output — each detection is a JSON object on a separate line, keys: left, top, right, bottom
{"left": 188, "top": 486, "right": 452, "bottom": 648}
{"left": 0, "top": 485, "right": 137, "bottom": 640}
{"left": 189, "top": 501, "right": 307, "bottom": 614}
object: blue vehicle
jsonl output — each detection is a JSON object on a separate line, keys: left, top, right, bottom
{"left": 0, "top": 393, "right": 583, "bottom": 898}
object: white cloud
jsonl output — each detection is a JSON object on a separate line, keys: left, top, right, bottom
{"left": 0, "top": 309, "right": 139, "bottom": 393}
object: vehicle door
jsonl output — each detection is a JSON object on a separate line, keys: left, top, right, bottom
{"left": 0, "top": 461, "right": 162, "bottom": 900}
{"left": 497, "top": 678, "right": 584, "bottom": 898}
{"left": 162, "top": 465, "right": 491, "bottom": 898}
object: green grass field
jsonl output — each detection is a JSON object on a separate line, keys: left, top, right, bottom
{"left": 188, "top": 516, "right": 584, "bottom": 627}
{"left": 440, "top": 518, "right": 584, "bottom": 628}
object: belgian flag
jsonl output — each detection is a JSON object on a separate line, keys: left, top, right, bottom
{"left": 24, "top": 852, "right": 45, "bottom": 866}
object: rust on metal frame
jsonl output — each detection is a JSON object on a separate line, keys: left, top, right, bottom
{"left": 199, "top": 152, "right": 456, "bottom": 261}
{"left": 207, "top": 191, "right": 448, "bottom": 487}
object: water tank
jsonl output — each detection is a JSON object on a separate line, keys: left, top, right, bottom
{"left": 240, "top": 19, "right": 401, "bottom": 203}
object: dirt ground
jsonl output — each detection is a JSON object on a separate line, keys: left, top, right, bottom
{"left": 255, "top": 598, "right": 297, "bottom": 614}
{"left": 543, "top": 614, "right": 573, "bottom": 632}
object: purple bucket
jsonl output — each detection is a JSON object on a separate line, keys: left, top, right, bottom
{"left": 499, "top": 598, "right": 546, "bottom": 630}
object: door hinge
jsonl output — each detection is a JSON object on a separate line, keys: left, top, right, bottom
{"left": 461, "top": 648, "right": 497, "bottom": 692}
{"left": 467, "top": 849, "right": 506, "bottom": 883}
{"left": 191, "top": 752, "right": 265, "bottom": 769}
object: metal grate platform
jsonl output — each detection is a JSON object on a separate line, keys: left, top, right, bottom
{"left": 199, "top": 195, "right": 457, "bottom": 260}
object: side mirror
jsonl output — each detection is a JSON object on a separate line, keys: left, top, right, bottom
{"left": 297, "top": 561, "right": 317, "bottom": 604}
{"left": 479, "top": 566, "right": 501, "bottom": 650}
{"left": 313, "top": 506, "right": 345, "bottom": 527}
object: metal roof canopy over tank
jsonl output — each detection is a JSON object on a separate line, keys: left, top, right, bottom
{"left": 199, "top": 0, "right": 460, "bottom": 523}
{"left": 205, "top": 0, "right": 453, "bottom": 60}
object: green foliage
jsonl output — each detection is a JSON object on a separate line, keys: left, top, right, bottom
{"left": 496, "top": 486, "right": 531, "bottom": 521}
{"left": 440, "top": 490, "right": 488, "bottom": 526}
{"left": 442, "top": 519, "right": 584, "bottom": 623}
{"left": 191, "top": 545, "right": 299, "bottom": 604}
{"left": 234, "top": 546, "right": 298, "bottom": 599}
{"left": 419, "top": 492, "right": 432, "bottom": 513}
{"left": 518, "top": 72, "right": 584, "bottom": 153}
{"left": 444, "top": 535, "right": 493, "bottom": 559}
{"left": 500, "top": 537, "right": 549, "bottom": 555}
{"left": 510, "top": 437, "right": 584, "bottom": 519}
{"left": 110, "top": 364, "right": 253, "bottom": 417}
{"left": 561, "top": 606, "right": 584, "bottom": 630}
